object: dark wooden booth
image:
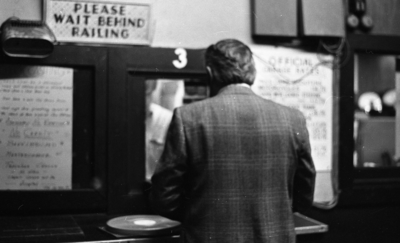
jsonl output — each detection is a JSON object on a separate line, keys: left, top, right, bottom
{"left": 0, "top": 44, "right": 208, "bottom": 242}
{"left": 303, "top": 34, "right": 400, "bottom": 243}
{"left": 1, "top": 33, "right": 400, "bottom": 242}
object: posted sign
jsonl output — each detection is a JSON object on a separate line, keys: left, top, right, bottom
{"left": 251, "top": 46, "right": 334, "bottom": 171}
{"left": 0, "top": 65, "right": 73, "bottom": 190}
{"left": 44, "top": 0, "right": 151, "bottom": 45}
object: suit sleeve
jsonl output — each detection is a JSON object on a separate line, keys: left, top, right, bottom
{"left": 292, "top": 112, "right": 316, "bottom": 213}
{"left": 149, "top": 108, "right": 187, "bottom": 220}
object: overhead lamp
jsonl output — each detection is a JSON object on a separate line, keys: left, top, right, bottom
{"left": 1, "top": 17, "right": 56, "bottom": 58}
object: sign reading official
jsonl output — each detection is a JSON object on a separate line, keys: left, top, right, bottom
{"left": 251, "top": 46, "right": 334, "bottom": 172}
{"left": 44, "top": 0, "right": 151, "bottom": 45}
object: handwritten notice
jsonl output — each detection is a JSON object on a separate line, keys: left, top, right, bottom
{"left": 251, "top": 46, "right": 333, "bottom": 171}
{"left": 0, "top": 65, "right": 73, "bottom": 190}
{"left": 44, "top": 0, "right": 151, "bottom": 45}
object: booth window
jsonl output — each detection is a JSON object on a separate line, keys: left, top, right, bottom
{"left": 144, "top": 78, "right": 209, "bottom": 182}
{"left": 352, "top": 53, "right": 400, "bottom": 182}
{"left": 0, "top": 45, "right": 107, "bottom": 214}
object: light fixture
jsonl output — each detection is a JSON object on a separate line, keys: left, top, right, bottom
{"left": 1, "top": 17, "right": 56, "bottom": 58}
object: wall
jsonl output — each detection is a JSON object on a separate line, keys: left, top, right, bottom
{"left": 364, "top": 0, "right": 400, "bottom": 36}
{"left": 0, "top": 0, "right": 42, "bottom": 24}
{"left": 0, "top": 0, "right": 253, "bottom": 49}
{"left": 151, "top": 0, "right": 253, "bottom": 48}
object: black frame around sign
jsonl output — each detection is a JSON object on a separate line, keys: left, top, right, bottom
{"left": 0, "top": 45, "right": 108, "bottom": 214}
{"left": 0, "top": 44, "right": 208, "bottom": 215}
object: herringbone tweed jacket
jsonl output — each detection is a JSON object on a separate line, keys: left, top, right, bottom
{"left": 150, "top": 84, "right": 316, "bottom": 243}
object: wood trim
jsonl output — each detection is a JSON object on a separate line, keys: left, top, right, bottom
{"left": 338, "top": 51, "right": 355, "bottom": 190}
{"left": 107, "top": 46, "right": 207, "bottom": 214}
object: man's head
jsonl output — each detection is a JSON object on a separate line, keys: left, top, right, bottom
{"left": 205, "top": 39, "right": 256, "bottom": 89}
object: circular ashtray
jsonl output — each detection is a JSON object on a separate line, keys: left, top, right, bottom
{"left": 105, "top": 215, "right": 181, "bottom": 236}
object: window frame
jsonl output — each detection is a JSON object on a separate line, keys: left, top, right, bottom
{"left": 0, "top": 45, "right": 108, "bottom": 214}
{"left": 107, "top": 46, "right": 207, "bottom": 214}
{"left": 338, "top": 34, "right": 400, "bottom": 205}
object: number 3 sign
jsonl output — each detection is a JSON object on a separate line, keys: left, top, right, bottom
{"left": 172, "top": 48, "right": 187, "bottom": 69}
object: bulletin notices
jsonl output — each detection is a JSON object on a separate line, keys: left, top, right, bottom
{"left": 0, "top": 65, "right": 73, "bottom": 190}
{"left": 251, "top": 46, "right": 334, "bottom": 171}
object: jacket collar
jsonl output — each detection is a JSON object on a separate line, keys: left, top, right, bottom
{"left": 217, "top": 83, "right": 255, "bottom": 96}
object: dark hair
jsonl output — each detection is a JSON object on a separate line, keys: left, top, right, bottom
{"left": 205, "top": 39, "right": 256, "bottom": 86}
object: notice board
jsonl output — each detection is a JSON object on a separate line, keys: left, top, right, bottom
{"left": 0, "top": 65, "right": 73, "bottom": 190}
{"left": 251, "top": 45, "right": 337, "bottom": 204}
{"left": 44, "top": 0, "right": 151, "bottom": 45}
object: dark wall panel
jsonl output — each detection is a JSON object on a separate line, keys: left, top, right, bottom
{"left": 252, "top": 0, "right": 297, "bottom": 37}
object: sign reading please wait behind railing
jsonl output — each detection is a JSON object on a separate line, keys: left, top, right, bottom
{"left": 44, "top": 0, "right": 151, "bottom": 45}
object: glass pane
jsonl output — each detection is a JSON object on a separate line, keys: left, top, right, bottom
{"left": 0, "top": 65, "right": 98, "bottom": 190}
{"left": 354, "top": 54, "right": 399, "bottom": 168}
{"left": 145, "top": 78, "right": 208, "bottom": 181}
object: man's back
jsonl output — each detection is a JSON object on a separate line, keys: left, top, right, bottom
{"left": 152, "top": 85, "right": 315, "bottom": 242}
{"left": 150, "top": 39, "right": 315, "bottom": 243}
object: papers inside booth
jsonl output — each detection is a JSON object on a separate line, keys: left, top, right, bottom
{"left": 0, "top": 65, "right": 73, "bottom": 190}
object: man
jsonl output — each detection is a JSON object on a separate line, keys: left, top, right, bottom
{"left": 150, "top": 39, "right": 316, "bottom": 242}
{"left": 145, "top": 80, "right": 173, "bottom": 181}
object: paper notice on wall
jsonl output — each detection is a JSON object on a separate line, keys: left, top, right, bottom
{"left": 44, "top": 0, "right": 151, "bottom": 45}
{"left": 0, "top": 65, "right": 73, "bottom": 190}
{"left": 251, "top": 46, "right": 333, "bottom": 171}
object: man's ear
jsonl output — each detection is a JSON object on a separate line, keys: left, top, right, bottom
{"left": 206, "top": 66, "right": 220, "bottom": 97}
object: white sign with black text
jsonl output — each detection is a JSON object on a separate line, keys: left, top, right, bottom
{"left": 0, "top": 65, "right": 73, "bottom": 190}
{"left": 251, "top": 46, "right": 334, "bottom": 171}
{"left": 44, "top": 0, "right": 151, "bottom": 45}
